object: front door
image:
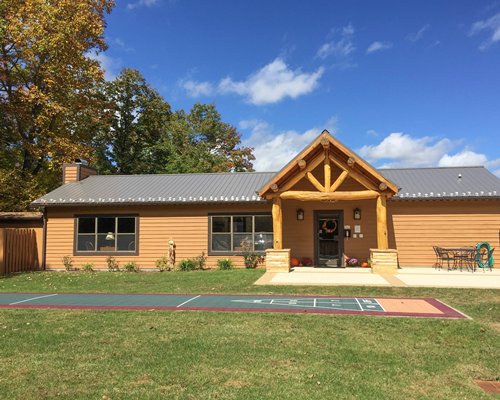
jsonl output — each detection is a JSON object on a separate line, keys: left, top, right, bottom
{"left": 314, "top": 211, "right": 344, "bottom": 267}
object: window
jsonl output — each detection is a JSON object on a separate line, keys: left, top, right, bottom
{"left": 209, "top": 214, "right": 273, "bottom": 254}
{"left": 75, "top": 216, "right": 137, "bottom": 254}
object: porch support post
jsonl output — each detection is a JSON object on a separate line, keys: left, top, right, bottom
{"left": 272, "top": 197, "right": 283, "bottom": 250}
{"left": 266, "top": 197, "right": 290, "bottom": 272}
{"left": 376, "top": 194, "right": 388, "bottom": 250}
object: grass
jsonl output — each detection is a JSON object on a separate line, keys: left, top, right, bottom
{"left": 0, "top": 269, "right": 499, "bottom": 399}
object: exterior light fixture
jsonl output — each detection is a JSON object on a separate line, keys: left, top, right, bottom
{"left": 353, "top": 208, "right": 361, "bottom": 220}
{"left": 296, "top": 209, "right": 304, "bottom": 221}
{"left": 105, "top": 232, "right": 115, "bottom": 241}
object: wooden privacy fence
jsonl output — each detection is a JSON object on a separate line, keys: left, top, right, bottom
{"left": 0, "top": 228, "right": 41, "bottom": 275}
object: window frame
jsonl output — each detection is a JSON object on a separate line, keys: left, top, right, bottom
{"left": 208, "top": 213, "right": 273, "bottom": 256}
{"left": 73, "top": 214, "right": 139, "bottom": 256}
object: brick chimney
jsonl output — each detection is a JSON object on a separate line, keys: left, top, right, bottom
{"left": 62, "top": 159, "right": 97, "bottom": 184}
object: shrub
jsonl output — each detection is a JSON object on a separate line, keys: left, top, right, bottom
{"left": 217, "top": 258, "right": 234, "bottom": 270}
{"left": 106, "top": 256, "right": 120, "bottom": 272}
{"left": 122, "top": 261, "right": 140, "bottom": 272}
{"left": 243, "top": 252, "right": 263, "bottom": 269}
{"left": 81, "top": 262, "right": 94, "bottom": 272}
{"left": 177, "top": 259, "right": 196, "bottom": 271}
{"left": 301, "top": 257, "right": 313, "bottom": 266}
{"left": 62, "top": 255, "right": 73, "bottom": 271}
{"left": 155, "top": 256, "right": 173, "bottom": 272}
{"left": 194, "top": 252, "right": 207, "bottom": 270}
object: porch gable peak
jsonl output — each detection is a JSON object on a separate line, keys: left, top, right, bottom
{"left": 258, "top": 130, "right": 399, "bottom": 199}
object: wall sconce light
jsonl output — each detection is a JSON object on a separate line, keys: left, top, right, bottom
{"left": 353, "top": 208, "right": 361, "bottom": 220}
{"left": 296, "top": 209, "right": 304, "bottom": 221}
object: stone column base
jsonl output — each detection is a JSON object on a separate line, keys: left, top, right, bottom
{"left": 265, "top": 249, "right": 291, "bottom": 272}
{"left": 370, "top": 249, "right": 399, "bottom": 274}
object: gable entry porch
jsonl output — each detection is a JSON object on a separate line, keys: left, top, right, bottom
{"left": 259, "top": 131, "right": 399, "bottom": 274}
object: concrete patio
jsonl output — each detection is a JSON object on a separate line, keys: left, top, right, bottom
{"left": 255, "top": 267, "right": 500, "bottom": 289}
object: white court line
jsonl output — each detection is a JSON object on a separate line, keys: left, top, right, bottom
{"left": 176, "top": 295, "right": 201, "bottom": 308}
{"left": 354, "top": 297, "right": 363, "bottom": 311}
{"left": 313, "top": 298, "right": 317, "bottom": 308}
{"left": 9, "top": 293, "right": 58, "bottom": 305}
{"left": 374, "top": 299, "right": 385, "bottom": 312}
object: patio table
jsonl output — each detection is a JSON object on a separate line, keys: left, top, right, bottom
{"left": 442, "top": 247, "right": 476, "bottom": 272}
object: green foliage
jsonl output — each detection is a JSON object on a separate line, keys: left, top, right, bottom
{"left": 106, "top": 256, "right": 120, "bottom": 272}
{"left": 243, "top": 252, "right": 263, "bottom": 269}
{"left": 122, "top": 261, "right": 140, "bottom": 272}
{"left": 177, "top": 259, "right": 197, "bottom": 272}
{"left": 241, "top": 239, "right": 264, "bottom": 269}
{"left": 194, "top": 252, "right": 207, "bottom": 270}
{"left": 155, "top": 256, "right": 173, "bottom": 272}
{"left": 217, "top": 258, "right": 234, "bottom": 270}
{"left": 81, "top": 263, "right": 94, "bottom": 272}
{"left": 62, "top": 255, "right": 74, "bottom": 271}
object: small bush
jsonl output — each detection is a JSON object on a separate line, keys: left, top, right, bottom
{"left": 106, "top": 256, "right": 120, "bottom": 272}
{"left": 155, "top": 256, "right": 173, "bottom": 272}
{"left": 122, "top": 261, "right": 140, "bottom": 272}
{"left": 81, "top": 262, "right": 94, "bottom": 272}
{"left": 243, "top": 252, "right": 263, "bottom": 269}
{"left": 217, "top": 258, "right": 234, "bottom": 270}
{"left": 177, "top": 259, "right": 196, "bottom": 271}
{"left": 62, "top": 255, "right": 73, "bottom": 271}
{"left": 194, "top": 252, "right": 207, "bottom": 270}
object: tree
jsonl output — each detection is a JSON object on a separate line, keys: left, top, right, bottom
{"left": 0, "top": 0, "right": 114, "bottom": 211}
{"left": 154, "top": 104, "right": 255, "bottom": 174}
{"left": 97, "top": 70, "right": 254, "bottom": 175}
{"left": 95, "top": 68, "right": 172, "bottom": 175}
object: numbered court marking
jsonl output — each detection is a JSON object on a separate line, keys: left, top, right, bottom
{"left": 231, "top": 297, "right": 385, "bottom": 312}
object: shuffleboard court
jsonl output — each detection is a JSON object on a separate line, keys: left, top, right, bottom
{"left": 0, "top": 292, "right": 468, "bottom": 319}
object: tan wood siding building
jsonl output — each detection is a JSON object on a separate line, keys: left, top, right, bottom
{"left": 32, "top": 131, "right": 500, "bottom": 272}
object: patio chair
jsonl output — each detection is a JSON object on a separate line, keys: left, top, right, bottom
{"left": 438, "top": 247, "right": 454, "bottom": 271}
{"left": 433, "top": 246, "right": 442, "bottom": 270}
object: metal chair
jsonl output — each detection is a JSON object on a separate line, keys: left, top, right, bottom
{"left": 433, "top": 246, "right": 442, "bottom": 270}
{"left": 438, "top": 247, "right": 454, "bottom": 271}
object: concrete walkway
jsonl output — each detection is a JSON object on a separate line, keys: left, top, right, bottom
{"left": 255, "top": 267, "right": 500, "bottom": 289}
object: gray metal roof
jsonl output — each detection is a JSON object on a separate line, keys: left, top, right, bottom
{"left": 382, "top": 166, "right": 500, "bottom": 200}
{"left": 32, "top": 166, "right": 500, "bottom": 207}
{"left": 32, "top": 172, "right": 276, "bottom": 206}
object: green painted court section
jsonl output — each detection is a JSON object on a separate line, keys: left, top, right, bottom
{"left": 0, "top": 292, "right": 467, "bottom": 318}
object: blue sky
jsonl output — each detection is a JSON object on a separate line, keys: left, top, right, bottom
{"left": 97, "top": 0, "right": 500, "bottom": 175}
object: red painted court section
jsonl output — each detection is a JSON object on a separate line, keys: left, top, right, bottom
{"left": 0, "top": 292, "right": 468, "bottom": 319}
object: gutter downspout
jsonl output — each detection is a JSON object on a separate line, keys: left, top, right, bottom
{"left": 42, "top": 208, "right": 47, "bottom": 270}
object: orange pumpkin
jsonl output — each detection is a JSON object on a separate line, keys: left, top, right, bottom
{"left": 290, "top": 258, "right": 300, "bottom": 267}
{"left": 361, "top": 261, "right": 369, "bottom": 268}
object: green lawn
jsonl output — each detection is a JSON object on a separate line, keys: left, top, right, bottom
{"left": 1, "top": 269, "right": 499, "bottom": 399}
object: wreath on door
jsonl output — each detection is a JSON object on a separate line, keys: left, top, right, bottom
{"left": 322, "top": 219, "right": 337, "bottom": 234}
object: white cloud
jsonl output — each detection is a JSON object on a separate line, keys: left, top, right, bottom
{"left": 438, "top": 150, "right": 488, "bottom": 167}
{"left": 407, "top": 24, "right": 430, "bottom": 42}
{"left": 366, "top": 41, "right": 393, "bottom": 54}
{"left": 366, "top": 129, "right": 378, "bottom": 137}
{"left": 316, "top": 24, "right": 355, "bottom": 59}
{"left": 357, "top": 133, "right": 454, "bottom": 167}
{"left": 179, "top": 79, "right": 214, "bottom": 98}
{"left": 240, "top": 117, "right": 338, "bottom": 171}
{"left": 357, "top": 132, "right": 500, "bottom": 177}
{"left": 127, "top": 0, "right": 160, "bottom": 10}
{"left": 469, "top": 12, "right": 500, "bottom": 50}
{"left": 439, "top": 150, "right": 500, "bottom": 177}
{"left": 218, "top": 58, "right": 324, "bottom": 105}
{"left": 87, "top": 51, "right": 121, "bottom": 80}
